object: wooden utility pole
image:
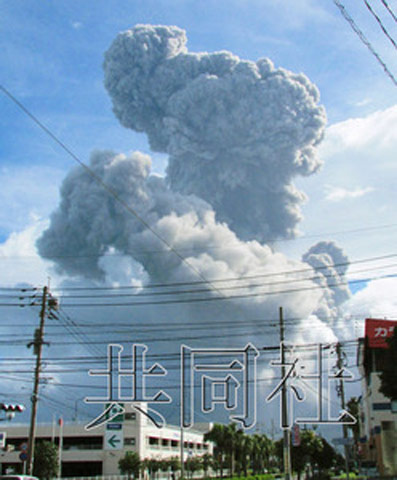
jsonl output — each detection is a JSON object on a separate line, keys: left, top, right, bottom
{"left": 336, "top": 342, "right": 350, "bottom": 480}
{"left": 26, "top": 286, "right": 48, "bottom": 475}
{"left": 279, "top": 307, "right": 292, "bottom": 480}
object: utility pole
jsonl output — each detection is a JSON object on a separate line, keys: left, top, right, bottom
{"left": 180, "top": 425, "right": 184, "bottom": 479}
{"left": 336, "top": 342, "right": 350, "bottom": 480}
{"left": 279, "top": 307, "right": 292, "bottom": 480}
{"left": 26, "top": 286, "right": 48, "bottom": 475}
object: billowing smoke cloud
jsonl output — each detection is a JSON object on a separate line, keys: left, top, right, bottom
{"left": 38, "top": 149, "right": 349, "bottom": 335}
{"left": 302, "top": 241, "right": 350, "bottom": 321}
{"left": 38, "top": 25, "right": 349, "bottom": 348}
{"left": 38, "top": 150, "right": 210, "bottom": 279}
{"left": 103, "top": 25, "right": 326, "bottom": 242}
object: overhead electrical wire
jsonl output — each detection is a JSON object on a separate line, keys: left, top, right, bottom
{"left": 363, "top": 0, "right": 397, "bottom": 49}
{"left": 0, "top": 253, "right": 395, "bottom": 300}
{"left": 0, "top": 257, "right": 393, "bottom": 308}
{"left": 0, "top": 84, "right": 249, "bottom": 307}
{"left": 333, "top": 0, "right": 397, "bottom": 86}
{"left": 0, "top": 310, "right": 389, "bottom": 330}
{"left": 1, "top": 265, "right": 392, "bottom": 302}
{"left": 47, "top": 252, "right": 397, "bottom": 292}
{"left": 30, "top": 262, "right": 397, "bottom": 300}
{"left": 380, "top": 0, "right": 397, "bottom": 23}
{"left": 54, "top": 307, "right": 104, "bottom": 357}
{"left": 24, "top": 272, "right": 395, "bottom": 308}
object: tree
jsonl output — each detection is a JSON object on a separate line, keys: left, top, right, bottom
{"left": 204, "top": 423, "right": 228, "bottom": 478}
{"left": 234, "top": 429, "right": 252, "bottom": 476}
{"left": 251, "top": 433, "right": 273, "bottom": 474}
{"left": 143, "top": 458, "right": 161, "bottom": 479}
{"left": 316, "top": 437, "right": 340, "bottom": 475}
{"left": 185, "top": 456, "right": 202, "bottom": 479}
{"left": 275, "top": 429, "right": 323, "bottom": 480}
{"left": 32, "top": 440, "right": 59, "bottom": 480}
{"left": 167, "top": 456, "right": 181, "bottom": 476}
{"left": 119, "top": 451, "right": 141, "bottom": 480}
{"left": 201, "top": 453, "right": 212, "bottom": 478}
{"left": 223, "top": 423, "right": 238, "bottom": 476}
{"left": 379, "top": 326, "right": 397, "bottom": 400}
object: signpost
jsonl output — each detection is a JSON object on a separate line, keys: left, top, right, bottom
{"left": 106, "top": 423, "right": 123, "bottom": 431}
{"left": 19, "top": 452, "right": 28, "bottom": 462}
{"left": 105, "top": 430, "right": 123, "bottom": 450}
{"left": 106, "top": 403, "right": 124, "bottom": 423}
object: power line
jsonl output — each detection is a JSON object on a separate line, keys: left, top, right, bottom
{"left": 0, "top": 271, "right": 392, "bottom": 308}
{"left": 45, "top": 253, "right": 397, "bottom": 292}
{"left": 333, "top": 0, "right": 397, "bottom": 86}
{"left": 54, "top": 307, "right": 104, "bottom": 358}
{"left": 380, "top": 0, "right": 397, "bottom": 23}
{"left": 0, "top": 252, "right": 395, "bottom": 296}
{"left": 0, "top": 310, "right": 392, "bottom": 329}
{"left": 23, "top": 262, "right": 397, "bottom": 300}
{"left": 0, "top": 84, "right": 246, "bottom": 305}
{"left": 41, "top": 273, "right": 397, "bottom": 308}
{"left": 363, "top": 0, "right": 397, "bottom": 49}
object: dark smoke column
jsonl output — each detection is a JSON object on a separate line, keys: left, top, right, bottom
{"left": 104, "top": 24, "right": 327, "bottom": 243}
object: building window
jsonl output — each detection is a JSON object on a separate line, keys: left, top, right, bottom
{"left": 63, "top": 436, "right": 103, "bottom": 450}
{"left": 372, "top": 402, "right": 391, "bottom": 410}
{"left": 161, "top": 439, "right": 169, "bottom": 447}
{"left": 149, "top": 436, "right": 159, "bottom": 446}
{"left": 171, "top": 440, "right": 179, "bottom": 448}
{"left": 125, "top": 437, "right": 136, "bottom": 446}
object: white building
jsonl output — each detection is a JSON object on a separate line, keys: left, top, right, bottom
{"left": 0, "top": 409, "right": 211, "bottom": 477}
{"left": 357, "top": 318, "right": 397, "bottom": 476}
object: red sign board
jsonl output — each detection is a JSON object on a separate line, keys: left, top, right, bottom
{"left": 292, "top": 424, "right": 301, "bottom": 446}
{"left": 365, "top": 318, "right": 397, "bottom": 348}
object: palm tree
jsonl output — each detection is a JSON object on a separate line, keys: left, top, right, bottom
{"left": 251, "top": 433, "right": 272, "bottom": 474}
{"left": 204, "top": 423, "right": 228, "bottom": 478}
{"left": 201, "top": 453, "right": 213, "bottom": 478}
{"left": 224, "top": 423, "right": 239, "bottom": 476}
{"left": 235, "top": 430, "right": 253, "bottom": 476}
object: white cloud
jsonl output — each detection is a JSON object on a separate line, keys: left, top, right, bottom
{"left": 0, "top": 220, "right": 63, "bottom": 287}
{"left": 324, "top": 185, "right": 374, "bottom": 202}
{"left": 288, "top": 104, "right": 397, "bottom": 264}
{"left": 321, "top": 105, "right": 397, "bottom": 156}
{"left": 354, "top": 98, "right": 372, "bottom": 108}
{"left": 71, "top": 21, "right": 83, "bottom": 30}
{"left": 342, "top": 277, "right": 397, "bottom": 338}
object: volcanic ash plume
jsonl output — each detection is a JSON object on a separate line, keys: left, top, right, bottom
{"left": 103, "top": 25, "right": 327, "bottom": 242}
{"left": 302, "top": 241, "right": 350, "bottom": 322}
{"left": 38, "top": 150, "right": 328, "bottom": 324}
{"left": 38, "top": 25, "right": 350, "bottom": 339}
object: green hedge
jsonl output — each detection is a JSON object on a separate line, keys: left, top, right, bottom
{"left": 215, "top": 475, "right": 277, "bottom": 480}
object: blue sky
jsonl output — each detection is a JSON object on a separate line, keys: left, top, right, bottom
{"left": 1, "top": 0, "right": 397, "bottom": 428}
